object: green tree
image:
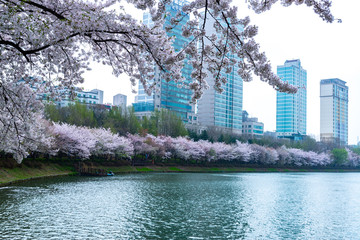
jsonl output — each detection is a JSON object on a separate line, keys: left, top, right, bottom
{"left": 158, "top": 109, "right": 187, "bottom": 137}
{"left": 44, "top": 102, "right": 97, "bottom": 127}
{"left": 188, "top": 130, "right": 200, "bottom": 141}
{"left": 66, "top": 102, "right": 97, "bottom": 127}
{"left": 141, "top": 109, "right": 187, "bottom": 137}
{"left": 127, "top": 107, "right": 142, "bottom": 134}
{"left": 352, "top": 147, "right": 360, "bottom": 155}
{"left": 218, "top": 134, "right": 225, "bottom": 142}
{"left": 300, "top": 136, "right": 320, "bottom": 152}
{"left": 200, "top": 130, "right": 209, "bottom": 140}
{"left": 104, "top": 106, "right": 141, "bottom": 135}
{"left": 332, "top": 148, "right": 348, "bottom": 166}
{"left": 44, "top": 104, "right": 62, "bottom": 122}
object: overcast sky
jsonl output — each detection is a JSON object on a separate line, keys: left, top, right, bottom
{"left": 81, "top": 0, "right": 360, "bottom": 145}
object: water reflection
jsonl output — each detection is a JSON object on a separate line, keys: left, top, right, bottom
{"left": 1, "top": 173, "right": 360, "bottom": 239}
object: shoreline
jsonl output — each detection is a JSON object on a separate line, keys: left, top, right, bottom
{"left": 106, "top": 165, "right": 360, "bottom": 174}
{"left": 0, "top": 163, "right": 76, "bottom": 187}
{"left": 2, "top": 164, "right": 360, "bottom": 187}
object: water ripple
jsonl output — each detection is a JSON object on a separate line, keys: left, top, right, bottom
{"left": 1, "top": 173, "right": 360, "bottom": 239}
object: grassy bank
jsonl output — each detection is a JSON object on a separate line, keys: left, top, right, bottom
{"left": 2, "top": 162, "right": 360, "bottom": 186}
{"left": 102, "top": 165, "right": 360, "bottom": 173}
{"left": 0, "top": 163, "right": 76, "bottom": 186}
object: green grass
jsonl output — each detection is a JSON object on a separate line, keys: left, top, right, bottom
{"left": 136, "top": 167, "right": 154, "bottom": 172}
{"left": 224, "top": 168, "right": 237, "bottom": 172}
{"left": 168, "top": 167, "right": 183, "bottom": 172}
{"left": 267, "top": 168, "right": 277, "bottom": 172}
{"left": 0, "top": 163, "right": 75, "bottom": 186}
{"left": 106, "top": 166, "right": 136, "bottom": 173}
{"left": 209, "top": 168, "right": 220, "bottom": 171}
{"left": 245, "top": 168, "right": 256, "bottom": 172}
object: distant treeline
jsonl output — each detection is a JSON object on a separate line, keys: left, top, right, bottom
{"left": 45, "top": 103, "right": 188, "bottom": 137}
{"left": 45, "top": 102, "right": 348, "bottom": 154}
{"left": 2, "top": 122, "right": 359, "bottom": 169}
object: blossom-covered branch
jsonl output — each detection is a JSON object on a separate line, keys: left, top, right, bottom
{"left": 0, "top": 0, "right": 336, "bottom": 159}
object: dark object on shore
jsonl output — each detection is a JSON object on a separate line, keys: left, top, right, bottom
{"left": 77, "top": 162, "right": 114, "bottom": 176}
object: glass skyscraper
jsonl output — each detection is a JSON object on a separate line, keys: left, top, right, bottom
{"left": 320, "top": 78, "right": 348, "bottom": 145}
{"left": 196, "top": 15, "right": 243, "bottom": 133}
{"left": 133, "top": 0, "right": 195, "bottom": 122}
{"left": 276, "top": 59, "right": 307, "bottom": 139}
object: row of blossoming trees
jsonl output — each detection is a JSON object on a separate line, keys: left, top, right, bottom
{"left": 11, "top": 122, "right": 359, "bottom": 168}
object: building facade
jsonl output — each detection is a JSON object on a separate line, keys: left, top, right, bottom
{"left": 91, "top": 89, "right": 104, "bottom": 104}
{"left": 133, "top": 0, "right": 195, "bottom": 122}
{"left": 59, "top": 88, "right": 103, "bottom": 107}
{"left": 113, "top": 93, "right": 127, "bottom": 110}
{"left": 196, "top": 14, "right": 243, "bottom": 134}
{"left": 22, "top": 78, "right": 104, "bottom": 107}
{"left": 320, "top": 78, "right": 348, "bottom": 145}
{"left": 276, "top": 59, "right": 307, "bottom": 139}
{"left": 241, "top": 111, "right": 264, "bottom": 137}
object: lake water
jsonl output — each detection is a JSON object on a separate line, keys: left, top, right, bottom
{"left": 1, "top": 172, "right": 360, "bottom": 239}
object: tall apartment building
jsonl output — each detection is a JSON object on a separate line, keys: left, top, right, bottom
{"left": 196, "top": 14, "right": 243, "bottom": 134}
{"left": 113, "top": 93, "right": 127, "bottom": 110}
{"left": 320, "top": 78, "right": 348, "bottom": 145}
{"left": 276, "top": 59, "right": 307, "bottom": 140}
{"left": 133, "top": 0, "right": 195, "bottom": 122}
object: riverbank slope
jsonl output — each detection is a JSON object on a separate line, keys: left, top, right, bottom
{"left": 2, "top": 163, "right": 360, "bottom": 186}
{"left": 0, "top": 163, "right": 75, "bottom": 186}
{"left": 0, "top": 161, "right": 360, "bottom": 186}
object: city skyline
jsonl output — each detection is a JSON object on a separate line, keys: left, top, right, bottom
{"left": 81, "top": 0, "right": 360, "bottom": 145}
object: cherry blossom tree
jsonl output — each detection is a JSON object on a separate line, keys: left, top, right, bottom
{"left": 211, "top": 141, "right": 233, "bottom": 161}
{"left": 231, "top": 141, "right": 253, "bottom": 162}
{"left": 50, "top": 123, "right": 97, "bottom": 159}
{"left": 90, "top": 128, "right": 133, "bottom": 157}
{"left": 4, "top": 121, "right": 343, "bottom": 167}
{"left": 345, "top": 148, "right": 360, "bottom": 167}
{"left": 0, "top": 82, "right": 53, "bottom": 163}
{"left": 1, "top": 0, "right": 336, "bottom": 161}
{"left": 127, "top": 134, "right": 158, "bottom": 159}
{"left": 51, "top": 123, "right": 133, "bottom": 160}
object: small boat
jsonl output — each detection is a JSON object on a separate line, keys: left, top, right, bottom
{"left": 107, "top": 171, "right": 114, "bottom": 176}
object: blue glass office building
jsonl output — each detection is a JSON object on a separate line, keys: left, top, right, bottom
{"left": 276, "top": 59, "right": 307, "bottom": 138}
{"left": 133, "top": 0, "right": 194, "bottom": 122}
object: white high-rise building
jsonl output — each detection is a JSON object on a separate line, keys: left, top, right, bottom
{"left": 196, "top": 13, "right": 243, "bottom": 134}
{"left": 320, "top": 78, "right": 348, "bottom": 145}
{"left": 113, "top": 93, "right": 127, "bottom": 110}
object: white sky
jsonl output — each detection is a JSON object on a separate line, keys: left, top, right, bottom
{"left": 81, "top": 0, "right": 360, "bottom": 145}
